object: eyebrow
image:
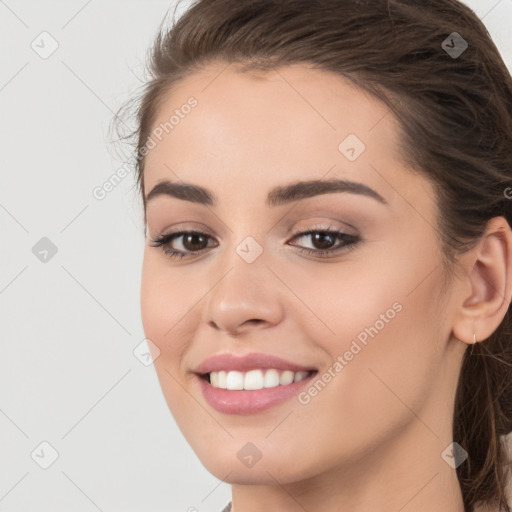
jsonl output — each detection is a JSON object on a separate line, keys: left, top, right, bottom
{"left": 145, "top": 178, "right": 387, "bottom": 207}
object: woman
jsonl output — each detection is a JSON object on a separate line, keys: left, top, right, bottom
{"left": 119, "top": 0, "right": 512, "bottom": 510}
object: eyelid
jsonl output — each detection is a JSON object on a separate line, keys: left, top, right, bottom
{"left": 288, "top": 219, "right": 359, "bottom": 238}
{"left": 147, "top": 221, "right": 215, "bottom": 239}
{"left": 280, "top": 206, "right": 360, "bottom": 229}
{"left": 149, "top": 215, "right": 361, "bottom": 243}
{"left": 151, "top": 219, "right": 358, "bottom": 242}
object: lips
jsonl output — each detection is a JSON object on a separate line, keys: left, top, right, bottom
{"left": 194, "top": 352, "right": 317, "bottom": 375}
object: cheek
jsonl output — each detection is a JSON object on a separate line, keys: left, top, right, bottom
{"left": 140, "top": 254, "right": 219, "bottom": 455}
{"left": 141, "top": 251, "right": 196, "bottom": 341}
{"left": 277, "top": 251, "right": 406, "bottom": 349}
{"left": 284, "top": 243, "right": 446, "bottom": 424}
{"left": 140, "top": 263, "right": 193, "bottom": 426}
{"left": 140, "top": 251, "right": 200, "bottom": 388}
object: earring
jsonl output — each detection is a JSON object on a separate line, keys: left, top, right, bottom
{"left": 473, "top": 332, "right": 477, "bottom": 344}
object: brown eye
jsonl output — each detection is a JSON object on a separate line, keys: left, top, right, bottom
{"left": 180, "top": 232, "right": 209, "bottom": 251}
{"left": 150, "top": 230, "right": 217, "bottom": 260}
{"left": 288, "top": 229, "right": 361, "bottom": 258}
{"left": 309, "top": 232, "right": 338, "bottom": 250}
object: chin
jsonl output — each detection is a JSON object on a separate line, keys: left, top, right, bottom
{"left": 195, "top": 443, "right": 316, "bottom": 486}
{"left": 204, "top": 461, "right": 296, "bottom": 485}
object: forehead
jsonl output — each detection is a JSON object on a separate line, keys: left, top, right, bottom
{"left": 143, "top": 62, "right": 408, "bottom": 205}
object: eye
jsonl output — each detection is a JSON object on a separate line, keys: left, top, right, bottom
{"left": 149, "top": 225, "right": 361, "bottom": 260}
{"left": 287, "top": 226, "right": 360, "bottom": 258}
{"left": 149, "top": 230, "right": 217, "bottom": 260}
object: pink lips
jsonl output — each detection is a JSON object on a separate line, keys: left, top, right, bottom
{"left": 194, "top": 352, "right": 316, "bottom": 375}
{"left": 193, "top": 352, "right": 318, "bottom": 415}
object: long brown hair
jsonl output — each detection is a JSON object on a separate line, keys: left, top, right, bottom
{"left": 117, "top": 0, "right": 512, "bottom": 509}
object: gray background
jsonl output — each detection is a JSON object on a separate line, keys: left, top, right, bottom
{"left": 1, "top": 1, "right": 511, "bottom": 511}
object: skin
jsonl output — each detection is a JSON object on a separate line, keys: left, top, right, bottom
{"left": 140, "top": 62, "right": 512, "bottom": 512}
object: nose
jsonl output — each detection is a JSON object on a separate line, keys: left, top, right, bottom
{"left": 203, "top": 253, "right": 285, "bottom": 337}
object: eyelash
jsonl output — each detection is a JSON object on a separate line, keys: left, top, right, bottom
{"left": 150, "top": 226, "right": 361, "bottom": 261}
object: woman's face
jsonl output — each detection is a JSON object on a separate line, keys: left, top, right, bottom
{"left": 140, "top": 63, "right": 465, "bottom": 484}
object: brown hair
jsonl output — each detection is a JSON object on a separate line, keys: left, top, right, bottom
{"left": 117, "top": 0, "right": 512, "bottom": 509}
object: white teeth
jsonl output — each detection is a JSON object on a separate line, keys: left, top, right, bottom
{"left": 244, "top": 369, "right": 264, "bottom": 390}
{"left": 210, "top": 371, "right": 219, "bottom": 387}
{"left": 264, "top": 369, "right": 280, "bottom": 388}
{"left": 294, "top": 370, "right": 309, "bottom": 382}
{"left": 207, "top": 369, "right": 311, "bottom": 390}
{"left": 279, "top": 370, "right": 295, "bottom": 386}
{"left": 226, "top": 370, "right": 244, "bottom": 390}
{"left": 217, "top": 370, "right": 227, "bottom": 389}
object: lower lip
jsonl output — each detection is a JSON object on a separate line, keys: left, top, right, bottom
{"left": 196, "top": 372, "right": 317, "bottom": 414}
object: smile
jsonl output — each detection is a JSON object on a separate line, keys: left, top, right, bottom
{"left": 197, "top": 369, "right": 318, "bottom": 414}
{"left": 204, "top": 368, "right": 315, "bottom": 390}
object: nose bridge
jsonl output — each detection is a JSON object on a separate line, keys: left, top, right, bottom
{"left": 203, "top": 233, "right": 284, "bottom": 334}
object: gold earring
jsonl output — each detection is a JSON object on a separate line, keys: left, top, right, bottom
{"left": 473, "top": 332, "right": 477, "bottom": 344}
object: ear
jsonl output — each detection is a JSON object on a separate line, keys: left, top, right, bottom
{"left": 452, "top": 216, "right": 512, "bottom": 345}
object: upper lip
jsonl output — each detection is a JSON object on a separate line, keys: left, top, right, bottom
{"left": 194, "top": 352, "right": 317, "bottom": 375}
